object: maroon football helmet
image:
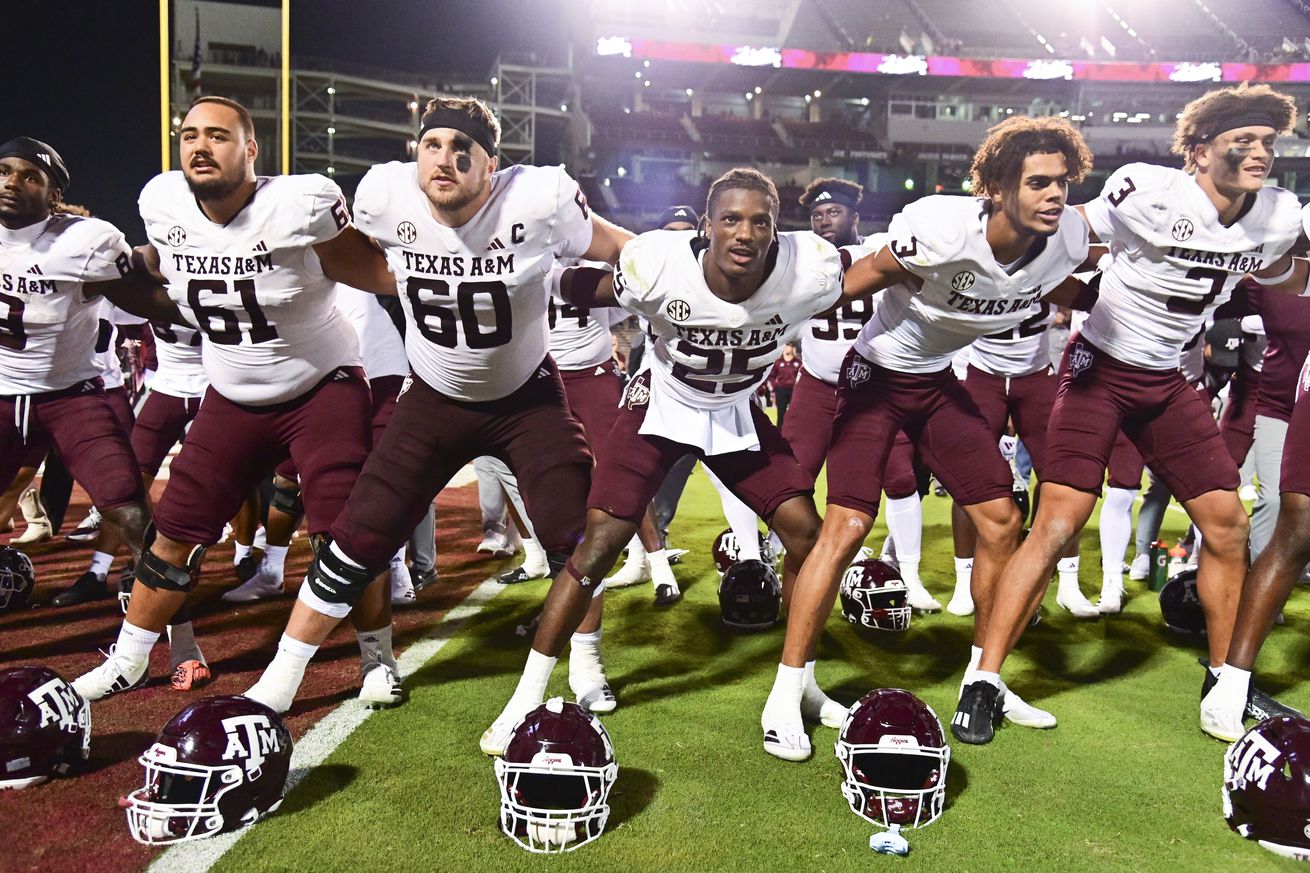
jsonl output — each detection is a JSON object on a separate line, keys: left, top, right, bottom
{"left": 124, "top": 695, "right": 292, "bottom": 844}
{"left": 835, "top": 688, "right": 950, "bottom": 829}
{"left": 1223, "top": 716, "right": 1310, "bottom": 860}
{"left": 0, "top": 546, "right": 35, "bottom": 613}
{"left": 840, "top": 559, "right": 911, "bottom": 632}
{"left": 0, "top": 666, "right": 90, "bottom": 789}
{"left": 1159, "top": 568, "right": 1206, "bottom": 636}
{"left": 711, "top": 527, "right": 774, "bottom": 574}
{"left": 718, "top": 559, "right": 782, "bottom": 629}
{"left": 494, "top": 697, "right": 617, "bottom": 853}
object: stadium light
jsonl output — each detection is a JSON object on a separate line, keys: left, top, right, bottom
{"left": 409, "top": 101, "right": 418, "bottom": 110}
{"left": 685, "top": 88, "right": 693, "bottom": 96}
{"left": 813, "top": 89, "right": 822, "bottom": 97}
{"left": 745, "top": 92, "right": 753, "bottom": 100}
{"left": 861, "top": 97, "right": 870, "bottom": 106}
{"left": 643, "top": 60, "right": 650, "bottom": 68}
{"left": 172, "top": 115, "right": 181, "bottom": 126}
{"left": 961, "top": 179, "right": 973, "bottom": 192}
{"left": 327, "top": 86, "right": 336, "bottom": 95}
{"left": 904, "top": 179, "right": 915, "bottom": 191}
{"left": 490, "top": 76, "right": 499, "bottom": 86}
{"left": 754, "top": 86, "right": 761, "bottom": 94}
{"left": 635, "top": 71, "right": 642, "bottom": 79}
{"left": 617, "top": 166, "right": 627, "bottom": 177}
{"left": 327, "top": 126, "right": 336, "bottom": 135}
{"left": 644, "top": 80, "right": 651, "bottom": 87}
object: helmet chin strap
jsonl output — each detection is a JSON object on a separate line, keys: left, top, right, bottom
{"left": 870, "top": 824, "right": 910, "bottom": 856}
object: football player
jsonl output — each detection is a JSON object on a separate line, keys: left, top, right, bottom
{"left": 0, "top": 137, "right": 164, "bottom": 612}
{"left": 72, "top": 97, "right": 401, "bottom": 707}
{"left": 778, "top": 117, "right": 1094, "bottom": 760}
{"left": 969, "top": 84, "right": 1305, "bottom": 744}
{"left": 482, "top": 168, "right": 845, "bottom": 758}
{"left": 242, "top": 96, "right": 632, "bottom": 714}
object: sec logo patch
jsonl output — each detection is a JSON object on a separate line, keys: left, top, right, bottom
{"left": 1172, "top": 218, "right": 1194, "bottom": 242}
{"left": 666, "top": 299, "right": 691, "bottom": 322}
{"left": 166, "top": 226, "right": 187, "bottom": 247}
{"left": 951, "top": 271, "right": 975, "bottom": 292}
{"left": 397, "top": 221, "right": 417, "bottom": 244}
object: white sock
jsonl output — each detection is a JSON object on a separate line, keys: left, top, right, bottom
{"left": 1212, "top": 664, "right": 1252, "bottom": 706}
{"left": 569, "top": 629, "right": 604, "bottom": 677}
{"left": 648, "top": 549, "right": 676, "bottom": 587}
{"left": 968, "top": 645, "right": 983, "bottom": 672}
{"left": 509, "top": 649, "right": 558, "bottom": 709}
{"left": 89, "top": 551, "right": 113, "bottom": 580}
{"left": 885, "top": 495, "right": 922, "bottom": 565}
{"left": 767, "top": 663, "right": 805, "bottom": 709}
{"left": 1057, "top": 557, "right": 1081, "bottom": 589}
{"left": 713, "top": 471, "right": 762, "bottom": 562}
{"left": 1099, "top": 487, "right": 1136, "bottom": 572}
{"left": 166, "top": 621, "right": 205, "bottom": 669}
{"left": 116, "top": 620, "right": 160, "bottom": 662}
{"left": 262, "top": 544, "right": 290, "bottom": 576}
{"left": 357, "top": 625, "right": 397, "bottom": 672}
{"left": 954, "top": 557, "right": 974, "bottom": 590}
{"left": 898, "top": 558, "right": 924, "bottom": 588}
{"left": 390, "top": 545, "right": 407, "bottom": 567}
{"left": 265, "top": 633, "right": 318, "bottom": 682}
{"left": 522, "top": 536, "right": 548, "bottom": 569}
{"left": 964, "top": 669, "right": 1002, "bottom": 689}
{"left": 233, "top": 542, "right": 252, "bottom": 564}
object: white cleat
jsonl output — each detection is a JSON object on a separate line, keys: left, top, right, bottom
{"left": 243, "top": 673, "right": 298, "bottom": 715}
{"left": 72, "top": 649, "right": 148, "bottom": 701}
{"left": 1000, "top": 682, "right": 1057, "bottom": 729}
{"left": 222, "top": 564, "right": 285, "bottom": 602}
{"left": 570, "top": 670, "right": 618, "bottom": 714}
{"left": 476, "top": 528, "right": 515, "bottom": 558}
{"left": 1128, "top": 553, "right": 1150, "bottom": 581}
{"left": 946, "top": 589, "right": 974, "bottom": 617}
{"left": 905, "top": 582, "right": 942, "bottom": 613}
{"left": 481, "top": 700, "right": 535, "bottom": 756}
{"left": 358, "top": 663, "right": 404, "bottom": 708}
{"left": 762, "top": 713, "right": 812, "bottom": 761}
{"left": 1200, "top": 687, "right": 1245, "bottom": 743}
{"left": 1056, "top": 588, "right": 1101, "bottom": 619}
{"left": 389, "top": 560, "right": 416, "bottom": 606}
{"left": 801, "top": 685, "right": 848, "bottom": 729}
{"left": 604, "top": 557, "right": 651, "bottom": 589}
{"left": 1097, "top": 578, "right": 1124, "bottom": 614}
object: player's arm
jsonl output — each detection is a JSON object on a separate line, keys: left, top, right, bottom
{"left": 87, "top": 244, "right": 190, "bottom": 325}
{"left": 1249, "top": 255, "right": 1310, "bottom": 296}
{"left": 314, "top": 226, "right": 396, "bottom": 296}
{"left": 1073, "top": 204, "right": 1103, "bottom": 245}
{"left": 580, "top": 214, "right": 635, "bottom": 266}
{"left": 1041, "top": 274, "right": 1096, "bottom": 310}
{"left": 833, "top": 244, "right": 920, "bottom": 307}
{"left": 557, "top": 264, "right": 619, "bottom": 308}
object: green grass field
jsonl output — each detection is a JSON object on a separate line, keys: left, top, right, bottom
{"left": 211, "top": 470, "right": 1304, "bottom": 873}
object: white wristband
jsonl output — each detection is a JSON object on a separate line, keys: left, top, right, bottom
{"left": 1252, "top": 260, "right": 1296, "bottom": 286}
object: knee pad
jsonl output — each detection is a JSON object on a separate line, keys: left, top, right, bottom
{"left": 270, "top": 476, "right": 304, "bottom": 516}
{"left": 305, "top": 536, "right": 375, "bottom": 608}
{"left": 135, "top": 524, "right": 206, "bottom": 592}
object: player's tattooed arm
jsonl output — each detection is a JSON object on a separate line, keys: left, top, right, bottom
{"left": 314, "top": 226, "right": 397, "bottom": 296}
{"left": 558, "top": 265, "right": 619, "bottom": 307}
{"left": 581, "top": 214, "right": 636, "bottom": 265}
{"left": 86, "top": 243, "right": 191, "bottom": 326}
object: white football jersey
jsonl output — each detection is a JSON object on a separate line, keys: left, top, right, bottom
{"left": 0, "top": 213, "right": 130, "bottom": 394}
{"left": 335, "top": 284, "right": 408, "bottom": 380}
{"left": 139, "top": 172, "right": 361, "bottom": 406}
{"left": 548, "top": 259, "right": 623, "bottom": 370}
{"left": 1081, "top": 163, "right": 1300, "bottom": 369}
{"left": 800, "top": 233, "right": 889, "bottom": 384}
{"left": 148, "top": 318, "right": 207, "bottom": 399}
{"left": 354, "top": 162, "right": 594, "bottom": 401}
{"left": 967, "top": 301, "right": 1057, "bottom": 377}
{"left": 854, "top": 196, "right": 1088, "bottom": 373}
{"left": 613, "top": 230, "right": 843, "bottom": 411}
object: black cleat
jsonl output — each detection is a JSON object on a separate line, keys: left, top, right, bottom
{"left": 952, "top": 681, "right": 1001, "bottom": 745}
{"left": 498, "top": 566, "right": 537, "bottom": 585}
{"left": 653, "top": 583, "right": 682, "bottom": 606}
{"left": 234, "top": 554, "right": 260, "bottom": 583}
{"left": 51, "top": 571, "right": 111, "bottom": 607}
{"left": 410, "top": 565, "right": 438, "bottom": 592}
{"left": 1201, "top": 660, "right": 1305, "bottom": 723}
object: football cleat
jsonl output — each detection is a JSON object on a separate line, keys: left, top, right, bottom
{"left": 951, "top": 681, "right": 1001, "bottom": 745}
{"left": 51, "top": 571, "right": 111, "bottom": 608}
{"left": 1000, "top": 683, "right": 1056, "bottom": 729}
{"left": 603, "top": 556, "right": 650, "bottom": 589}
{"left": 358, "top": 663, "right": 404, "bottom": 709}
{"left": 222, "top": 562, "right": 284, "bottom": 602}
{"left": 72, "top": 648, "right": 149, "bottom": 701}
{"left": 653, "top": 582, "right": 682, "bottom": 606}
{"left": 243, "top": 675, "right": 297, "bottom": 716}
{"left": 498, "top": 565, "right": 546, "bottom": 585}
{"left": 477, "top": 528, "right": 515, "bottom": 558}
{"left": 1201, "top": 689, "right": 1246, "bottom": 743}
{"left": 800, "top": 684, "right": 848, "bottom": 729}
{"left": 904, "top": 581, "right": 942, "bottom": 613}
{"left": 13, "top": 488, "right": 52, "bottom": 545}
{"left": 169, "top": 659, "right": 212, "bottom": 692}
{"left": 410, "top": 565, "right": 438, "bottom": 591}
{"left": 1056, "top": 587, "right": 1101, "bottom": 619}
{"left": 65, "top": 507, "right": 102, "bottom": 543}
{"left": 762, "top": 717, "right": 812, "bottom": 762}
{"left": 569, "top": 670, "right": 617, "bottom": 714}
{"left": 1097, "top": 577, "right": 1124, "bottom": 614}
{"left": 1128, "top": 553, "right": 1150, "bottom": 581}
{"left": 1200, "top": 661, "right": 1304, "bottom": 725}
{"left": 482, "top": 700, "right": 536, "bottom": 757}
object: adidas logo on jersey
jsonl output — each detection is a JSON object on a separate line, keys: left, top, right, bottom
{"left": 27, "top": 264, "right": 43, "bottom": 275}
{"left": 486, "top": 238, "right": 506, "bottom": 251}
{"left": 766, "top": 314, "right": 783, "bottom": 326}
{"left": 253, "top": 240, "right": 268, "bottom": 253}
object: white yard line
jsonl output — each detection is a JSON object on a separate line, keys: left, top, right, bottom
{"left": 148, "top": 573, "right": 506, "bottom": 873}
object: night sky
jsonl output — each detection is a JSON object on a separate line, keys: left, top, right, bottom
{"left": 9, "top": 0, "right": 569, "bottom": 241}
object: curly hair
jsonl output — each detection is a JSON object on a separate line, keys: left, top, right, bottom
{"left": 424, "top": 95, "right": 502, "bottom": 148}
{"left": 1171, "top": 83, "right": 1297, "bottom": 172}
{"left": 799, "top": 177, "right": 863, "bottom": 209}
{"left": 970, "top": 116, "right": 1093, "bottom": 197}
{"left": 706, "top": 167, "right": 779, "bottom": 219}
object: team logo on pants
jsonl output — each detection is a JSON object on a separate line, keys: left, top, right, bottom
{"left": 845, "top": 358, "right": 872, "bottom": 388}
{"left": 1069, "top": 342, "right": 1094, "bottom": 378}
{"left": 624, "top": 378, "right": 650, "bottom": 410}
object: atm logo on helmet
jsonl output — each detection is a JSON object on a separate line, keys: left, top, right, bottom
{"left": 221, "top": 714, "right": 283, "bottom": 775}
{"left": 1229, "top": 731, "right": 1282, "bottom": 791}
{"left": 28, "top": 679, "right": 81, "bottom": 734}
